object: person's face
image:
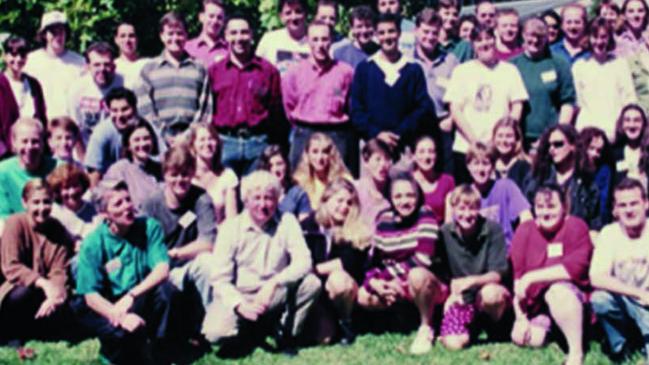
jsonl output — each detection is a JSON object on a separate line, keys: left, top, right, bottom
{"left": 351, "top": 18, "right": 374, "bottom": 46}
{"left": 128, "top": 127, "right": 153, "bottom": 163}
{"left": 496, "top": 14, "right": 520, "bottom": 44}
{"left": 280, "top": 3, "right": 306, "bottom": 35}
{"left": 625, "top": 0, "right": 647, "bottom": 32}
{"left": 193, "top": 127, "right": 218, "bottom": 162}
{"left": 587, "top": 136, "right": 605, "bottom": 164}
{"left": 454, "top": 202, "right": 480, "bottom": 232}
{"left": 562, "top": 8, "right": 586, "bottom": 43}
{"left": 534, "top": 191, "right": 565, "bottom": 233}
{"left": 377, "top": 0, "right": 400, "bottom": 15}
{"left": 45, "top": 25, "right": 67, "bottom": 53}
{"left": 48, "top": 128, "right": 76, "bottom": 161}
{"left": 494, "top": 126, "right": 517, "bottom": 156}
{"left": 24, "top": 189, "right": 53, "bottom": 226}
{"left": 164, "top": 168, "right": 194, "bottom": 199}
{"left": 60, "top": 183, "right": 84, "bottom": 211}
{"left": 590, "top": 27, "right": 611, "bottom": 58}
{"left": 474, "top": 32, "right": 496, "bottom": 63}
{"left": 416, "top": 22, "right": 441, "bottom": 54}
{"left": 522, "top": 24, "right": 548, "bottom": 57}
{"left": 114, "top": 24, "right": 138, "bottom": 56}
{"left": 544, "top": 15, "right": 560, "bottom": 43}
{"left": 315, "top": 5, "right": 338, "bottom": 28}
{"left": 200, "top": 3, "right": 226, "bottom": 38}
{"left": 109, "top": 98, "right": 136, "bottom": 131}
{"left": 414, "top": 138, "right": 437, "bottom": 173}
{"left": 366, "top": 151, "right": 392, "bottom": 184}
{"left": 3, "top": 49, "right": 27, "bottom": 75}
{"left": 459, "top": 20, "right": 475, "bottom": 41}
{"left": 324, "top": 188, "right": 354, "bottom": 225}
{"left": 548, "top": 130, "right": 574, "bottom": 165}
{"left": 308, "top": 24, "right": 332, "bottom": 63}
{"left": 376, "top": 21, "right": 401, "bottom": 55}
{"left": 468, "top": 157, "right": 493, "bottom": 186}
{"left": 600, "top": 5, "right": 619, "bottom": 30}
{"left": 225, "top": 19, "right": 253, "bottom": 58}
{"left": 246, "top": 187, "right": 278, "bottom": 226}
{"left": 160, "top": 24, "right": 188, "bottom": 55}
{"left": 622, "top": 109, "right": 645, "bottom": 142}
{"left": 614, "top": 187, "right": 648, "bottom": 231}
{"left": 106, "top": 189, "right": 136, "bottom": 227}
{"left": 269, "top": 154, "right": 288, "bottom": 182}
{"left": 439, "top": 7, "right": 459, "bottom": 31}
{"left": 13, "top": 125, "right": 43, "bottom": 169}
{"left": 87, "top": 51, "right": 115, "bottom": 87}
{"left": 476, "top": 3, "right": 497, "bottom": 29}
{"left": 391, "top": 180, "right": 418, "bottom": 218}
{"left": 307, "top": 139, "right": 332, "bottom": 175}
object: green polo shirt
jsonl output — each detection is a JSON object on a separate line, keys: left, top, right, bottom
{"left": 0, "top": 156, "right": 59, "bottom": 218}
{"left": 76, "top": 217, "right": 169, "bottom": 300}
{"left": 511, "top": 51, "right": 576, "bottom": 139}
{"left": 440, "top": 37, "right": 474, "bottom": 63}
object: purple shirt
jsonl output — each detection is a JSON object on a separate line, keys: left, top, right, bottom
{"left": 282, "top": 59, "right": 354, "bottom": 124}
{"left": 422, "top": 174, "right": 455, "bottom": 222}
{"left": 479, "top": 178, "right": 530, "bottom": 248}
{"left": 185, "top": 36, "right": 228, "bottom": 67}
{"left": 495, "top": 46, "right": 523, "bottom": 61}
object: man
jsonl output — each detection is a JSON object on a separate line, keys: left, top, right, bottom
{"left": 24, "top": 10, "right": 85, "bottom": 117}
{"left": 550, "top": 4, "right": 591, "bottom": 64}
{"left": 209, "top": 14, "right": 287, "bottom": 177}
{"left": 283, "top": 21, "right": 357, "bottom": 175}
{"left": 185, "top": 0, "right": 228, "bottom": 67}
{"left": 475, "top": 0, "right": 497, "bottom": 29}
{"left": 376, "top": 0, "right": 416, "bottom": 57}
{"left": 351, "top": 13, "right": 434, "bottom": 154}
{"left": 436, "top": 0, "right": 474, "bottom": 63}
{"left": 511, "top": 17, "right": 576, "bottom": 149}
{"left": 114, "top": 22, "right": 149, "bottom": 90}
{"left": 68, "top": 41, "right": 123, "bottom": 145}
{"left": 590, "top": 178, "right": 649, "bottom": 363}
{"left": 256, "top": 0, "right": 310, "bottom": 75}
{"left": 494, "top": 8, "right": 522, "bottom": 60}
{"left": 84, "top": 87, "right": 139, "bottom": 185}
{"left": 314, "top": 0, "right": 342, "bottom": 42}
{"left": 202, "top": 170, "right": 320, "bottom": 355}
{"left": 332, "top": 5, "right": 379, "bottom": 69}
{"left": 136, "top": 12, "right": 212, "bottom": 142}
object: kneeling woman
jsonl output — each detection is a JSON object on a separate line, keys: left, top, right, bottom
{"left": 0, "top": 179, "right": 73, "bottom": 344}
{"left": 510, "top": 184, "right": 594, "bottom": 365}
{"left": 302, "top": 179, "right": 371, "bottom": 345}
{"left": 358, "top": 173, "right": 446, "bottom": 355}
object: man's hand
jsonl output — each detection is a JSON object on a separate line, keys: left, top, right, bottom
{"left": 450, "top": 277, "right": 476, "bottom": 296}
{"left": 377, "top": 131, "right": 400, "bottom": 148}
{"left": 254, "top": 280, "right": 278, "bottom": 309}
{"left": 37, "top": 278, "right": 65, "bottom": 302}
{"left": 120, "top": 313, "right": 145, "bottom": 332}
{"left": 637, "top": 292, "right": 649, "bottom": 306}
{"left": 236, "top": 301, "right": 266, "bottom": 321}
{"left": 35, "top": 298, "right": 61, "bottom": 319}
{"left": 370, "top": 279, "right": 400, "bottom": 306}
{"left": 114, "top": 293, "right": 134, "bottom": 317}
{"left": 440, "top": 117, "right": 453, "bottom": 132}
{"left": 514, "top": 276, "right": 532, "bottom": 300}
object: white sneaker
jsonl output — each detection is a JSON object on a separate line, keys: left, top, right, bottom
{"left": 409, "top": 325, "right": 434, "bottom": 355}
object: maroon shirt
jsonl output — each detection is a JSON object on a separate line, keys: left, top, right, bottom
{"left": 510, "top": 215, "right": 593, "bottom": 315}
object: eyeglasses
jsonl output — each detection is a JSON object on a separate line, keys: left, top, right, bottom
{"left": 549, "top": 140, "right": 566, "bottom": 149}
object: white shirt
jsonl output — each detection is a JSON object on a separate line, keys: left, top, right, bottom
{"left": 115, "top": 57, "right": 150, "bottom": 90}
{"left": 256, "top": 28, "right": 310, "bottom": 75}
{"left": 6, "top": 76, "right": 35, "bottom": 118}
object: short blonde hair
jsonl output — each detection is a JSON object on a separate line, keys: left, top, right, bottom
{"left": 449, "top": 184, "right": 481, "bottom": 209}
{"left": 241, "top": 170, "right": 282, "bottom": 203}
{"left": 11, "top": 117, "right": 44, "bottom": 142}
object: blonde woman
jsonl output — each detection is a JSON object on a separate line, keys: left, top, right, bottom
{"left": 293, "top": 132, "right": 351, "bottom": 209}
{"left": 491, "top": 117, "right": 531, "bottom": 191}
{"left": 187, "top": 122, "right": 238, "bottom": 224}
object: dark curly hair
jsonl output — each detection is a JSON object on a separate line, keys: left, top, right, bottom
{"left": 532, "top": 124, "right": 583, "bottom": 183}
{"left": 577, "top": 127, "right": 613, "bottom": 176}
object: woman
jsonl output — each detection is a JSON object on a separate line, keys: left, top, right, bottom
{"left": 612, "top": 104, "right": 647, "bottom": 182}
{"left": 458, "top": 15, "right": 478, "bottom": 42}
{"left": 577, "top": 127, "right": 614, "bottom": 225}
{"left": 542, "top": 10, "right": 562, "bottom": 45}
{"left": 0, "top": 179, "right": 73, "bottom": 345}
{"left": 187, "top": 123, "right": 238, "bottom": 224}
{"left": 302, "top": 179, "right": 372, "bottom": 345}
{"left": 599, "top": 0, "right": 622, "bottom": 34}
{"left": 355, "top": 138, "right": 393, "bottom": 230}
{"left": 510, "top": 184, "right": 593, "bottom": 365}
{"left": 358, "top": 173, "right": 446, "bottom": 355}
{"left": 524, "top": 124, "right": 603, "bottom": 231}
{"left": 411, "top": 135, "right": 455, "bottom": 223}
{"left": 615, "top": 0, "right": 649, "bottom": 57}
{"left": 293, "top": 132, "right": 351, "bottom": 210}
{"left": 257, "top": 144, "right": 311, "bottom": 221}
{"left": 491, "top": 118, "right": 531, "bottom": 191}
{"left": 101, "top": 119, "right": 162, "bottom": 212}
{"left": 0, "top": 36, "right": 46, "bottom": 157}
{"left": 573, "top": 17, "right": 637, "bottom": 141}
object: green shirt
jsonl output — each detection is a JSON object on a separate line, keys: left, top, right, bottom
{"left": 511, "top": 52, "right": 576, "bottom": 139}
{"left": 440, "top": 38, "right": 474, "bottom": 64}
{"left": 76, "top": 217, "right": 169, "bottom": 299}
{"left": 0, "top": 156, "right": 59, "bottom": 218}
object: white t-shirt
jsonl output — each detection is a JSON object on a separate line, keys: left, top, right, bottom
{"left": 444, "top": 60, "right": 528, "bottom": 153}
{"left": 115, "top": 57, "right": 150, "bottom": 90}
{"left": 7, "top": 77, "right": 35, "bottom": 118}
{"left": 256, "top": 28, "right": 309, "bottom": 75}
{"left": 23, "top": 49, "right": 86, "bottom": 117}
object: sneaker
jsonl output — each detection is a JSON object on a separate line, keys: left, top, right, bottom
{"left": 409, "top": 325, "right": 434, "bottom": 355}
{"left": 338, "top": 319, "right": 356, "bottom": 346}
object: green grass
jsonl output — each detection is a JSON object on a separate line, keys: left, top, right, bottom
{"left": 0, "top": 333, "right": 642, "bottom": 365}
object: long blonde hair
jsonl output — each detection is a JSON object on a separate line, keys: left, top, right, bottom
{"left": 491, "top": 117, "right": 528, "bottom": 162}
{"left": 315, "top": 178, "right": 372, "bottom": 250}
{"left": 293, "top": 133, "right": 350, "bottom": 204}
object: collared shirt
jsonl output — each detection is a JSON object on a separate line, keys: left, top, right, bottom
{"left": 550, "top": 39, "right": 591, "bottom": 65}
{"left": 282, "top": 59, "right": 354, "bottom": 124}
{"left": 414, "top": 47, "right": 460, "bottom": 118}
{"left": 211, "top": 210, "right": 312, "bottom": 310}
{"left": 615, "top": 30, "right": 649, "bottom": 58}
{"left": 209, "top": 55, "right": 283, "bottom": 130}
{"left": 136, "top": 53, "right": 212, "bottom": 133}
{"left": 185, "top": 35, "right": 229, "bottom": 67}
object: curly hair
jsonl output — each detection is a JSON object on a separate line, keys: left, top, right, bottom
{"left": 46, "top": 163, "right": 90, "bottom": 204}
{"left": 532, "top": 124, "right": 580, "bottom": 182}
{"left": 577, "top": 127, "right": 613, "bottom": 176}
{"left": 187, "top": 122, "right": 224, "bottom": 176}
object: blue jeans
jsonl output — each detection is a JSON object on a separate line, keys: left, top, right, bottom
{"left": 220, "top": 134, "right": 269, "bottom": 177}
{"left": 591, "top": 290, "right": 649, "bottom": 356}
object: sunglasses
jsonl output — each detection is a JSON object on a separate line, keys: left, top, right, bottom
{"left": 549, "top": 140, "right": 566, "bottom": 149}
{"left": 6, "top": 50, "right": 27, "bottom": 57}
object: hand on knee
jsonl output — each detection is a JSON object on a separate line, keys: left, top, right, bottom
{"left": 478, "top": 284, "right": 508, "bottom": 307}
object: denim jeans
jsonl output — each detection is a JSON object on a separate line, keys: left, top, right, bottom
{"left": 220, "top": 134, "right": 269, "bottom": 177}
{"left": 288, "top": 124, "right": 359, "bottom": 178}
{"left": 169, "top": 253, "right": 215, "bottom": 308}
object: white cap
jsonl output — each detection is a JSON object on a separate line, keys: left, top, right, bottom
{"left": 40, "top": 11, "right": 67, "bottom": 32}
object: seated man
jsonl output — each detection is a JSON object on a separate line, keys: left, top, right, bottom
{"left": 202, "top": 170, "right": 320, "bottom": 355}
{"left": 73, "top": 181, "right": 187, "bottom": 364}
{"left": 438, "top": 184, "right": 511, "bottom": 350}
{"left": 591, "top": 178, "right": 649, "bottom": 363}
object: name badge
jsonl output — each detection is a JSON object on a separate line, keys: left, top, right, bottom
{"left": 105, "top": 258, "right": 122, "bottom": 274}
{"left": 179, "top": 211, "right": 197, "bottom": 228}
{"left": 547, "top": 243, "right": 563, "bottom": 258}
{"left": 541, "top": 70, "right": 557, "bottom": 83}
{"left": 616, "top": 160, "right": 629, "bottom": 172}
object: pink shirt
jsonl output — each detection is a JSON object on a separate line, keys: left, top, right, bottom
{"left": 185, "top": 35, "right": 228, "bottom": 67}
{"left": 282, "top": 59, "right": 353, "bottom": 125}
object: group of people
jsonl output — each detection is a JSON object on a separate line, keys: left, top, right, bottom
{"left": 1, "top": 0, "right": 649, "bottom": 364}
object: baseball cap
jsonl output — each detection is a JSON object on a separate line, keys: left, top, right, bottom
{"left": 40, "top": 11, "right": 67, "bottom": 32}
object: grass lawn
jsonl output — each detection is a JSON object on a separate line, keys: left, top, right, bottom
{"left": 0, "top": 333, "right": 642, "bottom": 365}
